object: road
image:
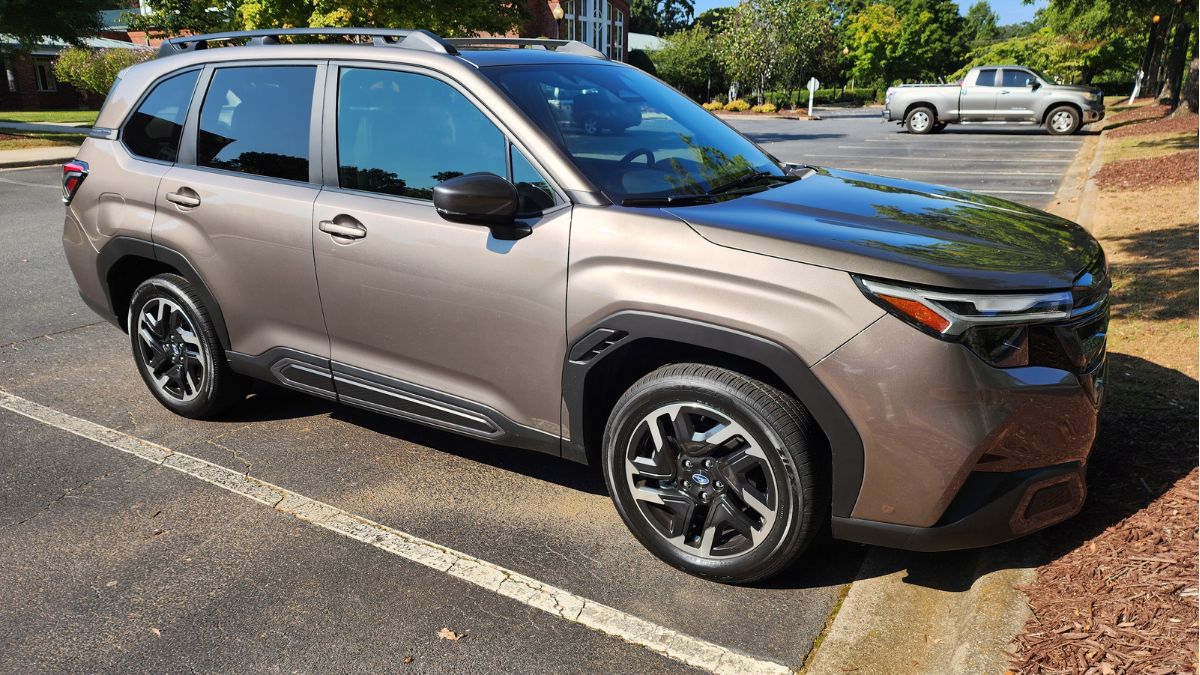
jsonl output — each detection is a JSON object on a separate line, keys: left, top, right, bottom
{"left": 0, "top": 111, "right": 1081, "bottom": 673}
{"left": 729, "top": 107, "right": 1088, "bottom": 208}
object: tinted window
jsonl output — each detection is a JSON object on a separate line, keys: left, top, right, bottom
{"left": 124, "top": 70, "right": 198, "bottom": 162}
{"left": 1002, "top": 70, "right": 1034, "bottom": 87}
{"left": 197, "top": 66, "right": 315, "bottom": 182}
{"left": 975, "top": 69, "right": 997, "bottom": 87}
{"left": 482, "top": 64, "right": 783, "bottom": 203}
{"left": 337, "top": 68, "right": 506, "bottom": 199}
{"left": 511, "top": 145, "right": 559, "bottom": 213}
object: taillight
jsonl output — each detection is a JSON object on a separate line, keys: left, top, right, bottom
{"left": 62, "top": 160, "right": 89, "bottom": 204}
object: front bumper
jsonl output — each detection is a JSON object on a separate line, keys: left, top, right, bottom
{"left": 812, "top": 311, "right": 1103, "bottom": 550}
{"left": 1084, "top": 104, "right": 1105, "bottom": 123}
{"left": 832, "top": 462, "right": 1086, "bottom": 551}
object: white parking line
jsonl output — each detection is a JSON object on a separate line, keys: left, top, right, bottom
{"left": 979, "top": 190, "right": 1056, "bottom": 195}
{"left": 836, "top": 145, "right": 1078, "bottom": 153}
{"left": 0, "top": 175, "right": 60, "bottom": 189}
{"left": 859, "top": 137, "right": 1082, "bottom": 145}
{"left": 0, "top": 389, "right": 790, "bottom": 675}
{"left": 823, "top": 168, "right": 1062, "bottom": 176}
{"left": 796, "top": 154, "right": 1073, "bottom": 163}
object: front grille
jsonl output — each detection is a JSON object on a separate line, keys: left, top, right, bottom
{"left": 1029, "top": 255, "right": 1109, "bottom": 374}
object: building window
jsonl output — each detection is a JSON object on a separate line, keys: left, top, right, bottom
{"left": 3, "top": 58, "right": 16, "bottom": 92}
{"left": 34, "top": 58, "right": 56, "bottom": 92}
{"left": 563, "top": 0, "right": 624, "bottom": 59}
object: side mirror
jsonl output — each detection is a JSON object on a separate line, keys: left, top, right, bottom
{"left": 1027, "top": 80, "right": 1040, "bottom": 90}
{"left": 433, "top": 173, "right": 530, "bottom": 240}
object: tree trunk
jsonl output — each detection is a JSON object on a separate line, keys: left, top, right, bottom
{"left": 1158, "top": 15, "right": 1194, "bottom": 108}
{"left": 1185, "top": 57, "right": 1199, "bottom": 113}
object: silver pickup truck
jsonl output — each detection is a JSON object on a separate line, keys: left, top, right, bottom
{"left": 883, "top": 65, "right": 1105, "bottom": 135}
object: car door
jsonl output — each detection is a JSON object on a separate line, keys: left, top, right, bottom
{"left": 958, "top": 68, "right": 999, "bottom": 120}
{"left": 997, "top": 68, "right": 1039, "bottom": 121}
{"left": 312, "top": 64, "right": 570, "bottom": 444}
{"left": 151, "top": 62, "right": 332, "bottom": 371}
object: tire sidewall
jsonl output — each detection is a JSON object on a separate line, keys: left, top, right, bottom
{"left": 127, "top": 275, "right": 222, "bottom": 417}
{"left": 603, "top": 376, "right": 805, "bottom": 581}
{"left": 1046, "top": 106, "right": 1080, "bottom": 135}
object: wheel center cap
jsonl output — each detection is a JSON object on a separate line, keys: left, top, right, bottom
{"left": 691, "top": 473, "right": 710, "bottom": 486}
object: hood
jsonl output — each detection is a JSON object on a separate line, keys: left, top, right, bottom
{"left": 1047, "top": 83, "right": 1099, "bottom": 94}
{"left": 666, "top": 168, "right": 1101, "bottom": 291}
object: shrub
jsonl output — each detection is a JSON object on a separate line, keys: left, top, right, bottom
{"left": 53, "top": 47, "right": 153, "bottom": 97}
{"left": 750, "top": 103, "right": 777, "bottom": 113}
{"left": 702, "top": 100, "right": 724, "bottom": 111}
{"left": 723, "top": 99, "right": 751, "bottom": 112}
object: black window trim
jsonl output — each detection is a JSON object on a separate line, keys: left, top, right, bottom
{"left": 321, "top": 59, "right": 571, "bottom": 215}
{"left": 974, "top": 68, "right": 998, "bottom": 88}
{"left": 177, "top": 59, "right": 327, "bottom": 186}
{"left": 118, "top": 65, "right": 204, "bottom": 166}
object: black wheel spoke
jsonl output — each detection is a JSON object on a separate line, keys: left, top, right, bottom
{"left": 136, "top": 296, "right": 205, "bottom": 403}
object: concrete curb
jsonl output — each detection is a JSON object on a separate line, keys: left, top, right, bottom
{"left": 0, "top": 146, "right": 80, "bottom": 169}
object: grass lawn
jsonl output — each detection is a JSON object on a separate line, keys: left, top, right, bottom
{"left": 0, "top": 110, "right": 98, "bottom": 125}
{"left": 0, "top": 131, "right": 87, "bottom": 151}
{"left": 1103, "top": 129, "right": 1200, "bottom": 162}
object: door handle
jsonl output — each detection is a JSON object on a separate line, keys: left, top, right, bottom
{"left": 165, "top": 189, "right": 200, "bottom": 208}
{"left": 1000, "top": 90, "right": 1011, "bottom": 95}
{"left": 319, "top": 216, "right": 367, "bottom": 240}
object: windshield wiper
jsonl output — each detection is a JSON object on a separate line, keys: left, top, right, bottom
{"left": 621, "top": 194, "right": 718, "bottom": 207}
{"left": 707, "top": 170, "right": 786, "bottom": 196}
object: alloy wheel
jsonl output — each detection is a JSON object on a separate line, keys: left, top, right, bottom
{"left": 624, "top": 402, "right": 780, "bottom": 559}
{"left": 135, "top": 296, "right": 206, "bottom": 402}
{"left": 909, "top": 110, "right": 931, "bottom": 132}
{"left": 1050, "top": 110, "right": 1075, "bottom": 133}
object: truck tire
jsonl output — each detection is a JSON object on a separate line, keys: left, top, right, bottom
{"left": 904, "top": 106, "right": 936, "bottom": 134}
{"left": 1045, "top": 105, "right": 1081, "bottom": 135}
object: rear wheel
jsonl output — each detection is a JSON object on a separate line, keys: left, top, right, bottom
{"left": 602, "top": 364, "right": 825, "bottom": 584}
{"left": 904, "top": 106, "right": 936, "bottom": 134}
{"left": 580, "top": 113, "right": 601, "bottom": 135}
{"left": 128, "top": 274, "right": 248, "bottom": 419}
{"left": 1046, "top": 105, "right": 1081, "bottom": 135}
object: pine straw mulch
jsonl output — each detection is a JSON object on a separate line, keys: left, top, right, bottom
{"left": 1109, "top": 111, "right": 1199, "bottom": 138}
{"left": 1012, "top": 470, "right": 1199, "bottom": 674}
{"left": 1105, "top": 103, "right": 1173, "bottom": 127}
{"left": 1094, "top": 150, "right": 1199, "bottom": 191}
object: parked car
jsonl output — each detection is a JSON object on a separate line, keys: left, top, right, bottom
{"left": 570, "top": 87, "right": 643, "bottom": 134}
{"left": 884, "top": 65, "right": 1105, "bottom": 135}
{"left": 63, "top": 29, "right": 1108, "bottom": 584}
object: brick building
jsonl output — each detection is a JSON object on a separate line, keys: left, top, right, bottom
{"left": 0, "top": 36, "right": 143, "bottom": 111}
{"left": 520, "top": 0, "right": 631, "bottom": 61}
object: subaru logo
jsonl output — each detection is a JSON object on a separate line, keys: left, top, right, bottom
{"left": 691, "top": 473, "right": 710, "bottom": 486}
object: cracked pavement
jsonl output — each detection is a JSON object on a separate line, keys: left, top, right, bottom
{"left": 0, "top": 162, "right": 863, "bottom": 672}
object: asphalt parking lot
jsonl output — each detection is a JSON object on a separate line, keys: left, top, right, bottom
{"left": 0, "top": 111, "right": 1085, "bottom": 673}
{"left": 729, "top": 107, "right": 1090, "bottom": 208}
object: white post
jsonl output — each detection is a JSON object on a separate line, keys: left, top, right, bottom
{"left": 1128, "top": 69, "right": 1143, "bottom": 105}
{"left": 807, "top": 77, "right": 819, "bottom": 117}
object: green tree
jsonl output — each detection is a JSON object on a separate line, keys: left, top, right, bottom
{"left": 126, "top": 0, "right": 236, "bottom": 36}
{"left": 843, "top": 3, "right": 904, "bottom": 86}
{"left": 235, "top": 0, "right": 525, "bottom": 36}
{"left": 693, "top": 6, "right": 733, "bottom": 31}
{"left": 774, "top": 0, "right": 841, "bottom": 97}
{"left": 53, "top": 47, "right": 154, "bottom": 96}
{"left": 720, "top": 0, "right": 787, "bottom": 103}
{"left": 652, "top": 25, "right": 724, "bottom": 100}
{"left": 630, "top": 0, "right": 695, "bottom": 35}
{"left": 892, "top": 0, "right": 968, "bottom": 81}
{"left": 0, "top": 0, "right": 108, "bottom": 50}
{"left": 964, "top": 1, "right": 1000, "bottom": 45}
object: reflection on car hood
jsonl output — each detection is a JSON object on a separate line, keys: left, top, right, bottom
{"left": 665, "top": 168, "right": 1102, "bottom": 291}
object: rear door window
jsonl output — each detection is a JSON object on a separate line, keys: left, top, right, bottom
{"left": 123, "top": 69, "right": 199, "bottom": 162}
{"left": 974, "top": 69, "right": 997, "bottom": 87}
{"left": 197, "top": 65, "right": 316, "bottom": 182}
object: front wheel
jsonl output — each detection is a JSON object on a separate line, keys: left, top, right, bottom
{"left": 602, "top": 364, "right": 825, "bottom": 584}
{"left": 128, "top": 274, "right": 248, "bottom": 419}
{"left": 904, "top": 106, "right": 936, "bottom": 134}
{"left": 1046, "top": 105, "right": 1081, "bottom": 135}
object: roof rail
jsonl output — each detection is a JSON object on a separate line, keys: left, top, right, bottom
{"left": 156, "top": 27, "right": 458, "bottom": 58}
{"left": 443, "top": 37, "right": 607, "bottom": 60}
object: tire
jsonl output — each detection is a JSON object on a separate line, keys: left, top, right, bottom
{"left": 580, "top": 113, "right": 601, "bottom": 135}
{"left": 602, "top": 363, "right": 825, "bottom": 584}
{"left": 932, "top": 122, "right": 948, "bottom": 133}
{"left": 127, "top": 274, "right": 248, "bottom": 419}
{"left": 904, "top": 106, "right": 936, "bottom": 134}
{"left": 1045, "top": 105, "right": 1081, "bottom": 135}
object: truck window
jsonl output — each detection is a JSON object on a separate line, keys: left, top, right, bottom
{"left": 974, "top": 69, "right": 997, "bottom": 87}
{"left": 1002, "top": 70, "right": 1034, "bottom": 88}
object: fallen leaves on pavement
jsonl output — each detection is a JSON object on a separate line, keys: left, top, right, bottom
{"left": 437, "top": 627, "right": 465, "bottom": 641}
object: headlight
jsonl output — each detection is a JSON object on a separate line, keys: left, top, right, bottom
{"left": 855, "top": 277, "right": 1074, "bottom": 368}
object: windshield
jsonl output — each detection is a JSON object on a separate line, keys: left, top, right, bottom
{"left": 482, "top": 63, "right": 784, "bottom": 203}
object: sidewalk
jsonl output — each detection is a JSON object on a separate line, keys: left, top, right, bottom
{"left": 0, "top": 145, "right": 80, "bottom": 169}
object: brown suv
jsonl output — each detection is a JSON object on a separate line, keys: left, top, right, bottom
{"left": 62, "top": 29, "right": 1109, "bottom": 583}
